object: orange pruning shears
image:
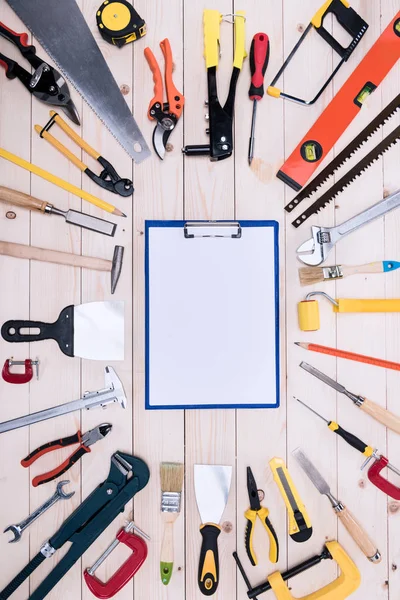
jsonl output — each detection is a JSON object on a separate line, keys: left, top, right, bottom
{"left": 144, "top": 39, "right": 184, "bottom": 159}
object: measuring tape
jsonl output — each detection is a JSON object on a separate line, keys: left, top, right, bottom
{"left": 278, "top": 11, "right": 400, "bottom": 191}
{"left": 96, "top": 0, "right": 146, "bottom": 47}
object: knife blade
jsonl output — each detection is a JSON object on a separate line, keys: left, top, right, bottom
{"left": 6, "top": 0, "right": 150, "bottom": 163}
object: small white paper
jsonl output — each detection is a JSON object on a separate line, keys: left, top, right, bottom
{"left": 145, "top": 222, "right": 279, "bottom": 409}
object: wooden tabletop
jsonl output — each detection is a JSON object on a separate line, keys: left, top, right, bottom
{"left": 0, "top": 0, "right": 399, "bottom": 599}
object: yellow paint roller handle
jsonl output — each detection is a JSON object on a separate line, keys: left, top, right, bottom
{"left": 334, "top": 298, "right": 400, "bottom": 313}
{"left": 203, "top": 9, "right": 221, "bottom": 69}
{"left": 233, "top": 11, "right": 246, "bottom": 70}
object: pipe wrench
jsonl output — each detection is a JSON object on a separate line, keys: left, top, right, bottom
{"left": 297, "top": 188, "right": 400, "bottom": 266}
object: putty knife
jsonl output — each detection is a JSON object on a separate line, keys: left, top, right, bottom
{"left": 194, "top": 464, "right": 232, "bottom": 596}
{"left": 1, "top": 301, "right": 124, "bottom": 360}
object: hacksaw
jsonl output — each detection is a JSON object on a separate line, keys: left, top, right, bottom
{"left": 5, "top": 0, "right": 150, "bottom": 163}
{"left": 277, "top": 11, "right": 400, "bottom": 191}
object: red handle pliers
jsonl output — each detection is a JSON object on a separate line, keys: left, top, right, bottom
{"left": 144, "top": 38, "right": 184, "bottom": 159}
{"left": 21, "top": 423, "right": 112, "bottom": 487}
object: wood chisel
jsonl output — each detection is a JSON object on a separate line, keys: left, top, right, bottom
{"left": 0, "top": 186, "right": 117, "bottom": 236}
{"left": 300, "top": 361, "right": 400, "bottom": 434}
{"left": 292, "top": 447, "right": 381, "bottom": 563}
{"left": 269, "top": 457, "right": 312, "bottom": 542}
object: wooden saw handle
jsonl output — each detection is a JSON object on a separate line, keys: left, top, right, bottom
{"left": 337, "top": 505, "right": 381, "bottom": 563}
{"left": 0, "top": 241, "right": 112, "bottom": 272}
{"left": 361, "top": 398, "right": 400, "bottom": 435}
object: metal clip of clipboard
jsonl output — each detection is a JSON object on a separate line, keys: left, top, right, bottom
{"left": 184, "top": 221, "right": 241, "bottom": 238}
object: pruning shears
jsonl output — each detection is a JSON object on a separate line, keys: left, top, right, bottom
{"left": 144, "top": 38, "right": 184, "bottom": 159}
{"left": 0, "top": 21, "right": 80, "bottom": 124}
{"left": 245, "top": 466, "right": 279, "bottom": 565}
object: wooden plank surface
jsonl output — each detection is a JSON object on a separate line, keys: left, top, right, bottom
{"left": 0, "top": 1, "right": 399, "bottom": 598}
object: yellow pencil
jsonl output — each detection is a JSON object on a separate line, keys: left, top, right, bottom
{"left": 0, "top": 147, "right": 126, "bottom": 217}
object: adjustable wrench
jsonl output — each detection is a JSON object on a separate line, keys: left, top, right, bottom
{"left": 3, "top": 480, "right": 74, "bottom": 543}
{"left": 297, "top": 189, "right": 400, "bottom": 266}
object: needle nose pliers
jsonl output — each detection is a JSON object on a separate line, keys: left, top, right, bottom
{"left": 21, "top": 423, "right": 112, "bottom": 487}
{"left": 144, "top": 38, "right": 184, "bottom": 159}
{"left": 245, "top": 466, "right": 279, "bottom": 565}
{"left": 0, "top": 21, "right": 80, "bottom": 125}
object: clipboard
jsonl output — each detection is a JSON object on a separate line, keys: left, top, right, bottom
{"left": 145, "top": 220, "right": 280, "bottom": 409}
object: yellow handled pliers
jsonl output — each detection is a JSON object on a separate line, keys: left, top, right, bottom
{"left": 245, "top": 466, "right": 279, "bottom": 565}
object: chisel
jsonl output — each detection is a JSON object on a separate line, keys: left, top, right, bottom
{"left": 0, "top": 186, "right": 116, "bottom": 236}
{"left": 292, "top": 447, "right": 381, "bottom": 563}
{"left": 300, "top": 361, "right": 400, "bottom": 434}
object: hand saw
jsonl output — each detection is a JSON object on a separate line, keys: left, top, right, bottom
{"left": 5, "top": 0, "right": 150, "bottom": 163}
{"left": 277, "top": 11, "right": 400, "bottom": 191}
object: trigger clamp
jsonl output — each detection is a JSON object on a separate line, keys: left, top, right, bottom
{"left": 2, "top": 358, "right": 40, "bottom": 384}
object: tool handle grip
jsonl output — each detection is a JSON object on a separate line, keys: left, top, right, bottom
{"left": 0, "top": 551, "right": 45, "bottom": 599}
{"left": 160, "top": 520, "right": 175, "bottom": 585}
{"left": 32, "top": 445, "right": 90, "bottom": 487}
{"left": 0, "top": 241, "right": 112, "bottom": 272}
{"left": 0, "top": 186, "right": 49, "bottom": 212}
{"left": 34, "top": 125, "right": 87, "bottom": 172}
{"left": 259, "top": 508, "right": 279, "bottom": 564}
{"left": 0, "top": 52, "right": 18, "bottom": 78}
{"left": 198, "top": 524, "right": 220, "bottom": 596}
{"left": 160, "top": 39, "right": 184, "bottom": 119}
{"left": 337, "top": 505, "right": 381, "bottom": 563}
{"left": 249, "top": 33, "right": 269, "bottom": 100}
{"left": 144, "top": 47, "right": 163, "bottom": 118}
{"left": 0, "top": 22, "right": 34, "bottom": 55}
{"left": 244, "top": 511, "right": 257, "bottom": 566}
{"left": 21, "top": 431, "right": 81, "bottom": 467}
{"left": 361, "top": 398, "right": 400, "bottom": 435}
{"left": 329, "top": 422, "right": 371, "bottom": 454}
{"left": 48, "top": 111, "right": 99, "bottom": 160}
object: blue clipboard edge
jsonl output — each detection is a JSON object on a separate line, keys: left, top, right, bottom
{"left": 145, "top": 220, "right": 280, "bottom": 410}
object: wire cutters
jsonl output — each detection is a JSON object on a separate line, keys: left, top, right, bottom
{"left": 0, "top": 21, "right": 80, "bottom": 125}
{"left": 245, "top": 466, "right": 279, "bottom": 565}
{"left": 144, "top": 38, "right": 184, "bottom": 159}
{"left": 21, "top": 423, "right": 112, "bottom": 487}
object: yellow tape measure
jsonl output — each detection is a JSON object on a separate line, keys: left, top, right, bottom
{"left": 96, "top": 0, "right": 146, "bottom": 47}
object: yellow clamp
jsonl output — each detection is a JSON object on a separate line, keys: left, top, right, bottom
{"left": 267, "top": 541, "right": 360, "bottom": 600}
{"left": 298, "top": 292, "right": 400, "bottom": 332}
{"left": 269, "top": 457, "right": 312, "bottom": 542}
{"left": 311, "top": 0, "right": 350, "bottom": 29}
{"left": 203, "top": 9, "right": 246, "bottom": 69}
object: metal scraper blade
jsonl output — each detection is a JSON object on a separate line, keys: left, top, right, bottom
{"left": 74, "top": 301, "right": 124, "bottom": 360}
{"left": 6, "top": 0, "right": 151, "bottom": 163}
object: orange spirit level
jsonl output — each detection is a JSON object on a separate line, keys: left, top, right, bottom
{"left": 278, "top": 11, "right": 400, "bottom": 191}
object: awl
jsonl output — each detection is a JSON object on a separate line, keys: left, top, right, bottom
{"left": 293, "top": 448, "right": 381, "bottom": 563}
{"left": 300, "top": 361, "right": 400, "bottom": 434}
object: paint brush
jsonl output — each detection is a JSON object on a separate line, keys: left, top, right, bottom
{"left": 299, "top": 261, "right": 400, "bottom": 286}
{"left": 160, "top": 462, "right": 184, "bottom": 585}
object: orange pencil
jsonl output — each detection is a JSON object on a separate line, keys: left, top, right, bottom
{"left": 295, "top": 342, "right": 400, "bottom": 373}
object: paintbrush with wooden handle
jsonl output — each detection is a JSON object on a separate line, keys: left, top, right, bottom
{"left": 160, "top": 462, "right": 184, "bottom": 585}
{"left": 299, "top": 260, "right": 400, "bottom": 286}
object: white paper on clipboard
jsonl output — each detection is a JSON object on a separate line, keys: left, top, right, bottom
{"left": 145, "top": 220, "right": 280, "bottom": 409}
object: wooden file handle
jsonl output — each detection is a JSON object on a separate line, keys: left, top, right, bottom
{"left": 361, "top": 398, "right": 400, "bottom": 435}
{"left": 337, "top": 506, "right": 381, "bottom": 563}
{"left": 0, "top": 186, "right": 49, "bottom": 212}
{"left": 0, "top": 241, "right": 111, "bottom": 272}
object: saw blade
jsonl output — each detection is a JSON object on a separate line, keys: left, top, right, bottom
{"left": 285, "top": 94, "right": 400, "bottom": 213}
{"left": 6, "top": 0, "right": 150, "bottom": 163}
{"left": 292, "top": 124, "right": 400, "bottom": 228}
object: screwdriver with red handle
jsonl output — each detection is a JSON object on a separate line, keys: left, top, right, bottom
{"left": 248, "top": 33, "right": 270, "bottom": 165}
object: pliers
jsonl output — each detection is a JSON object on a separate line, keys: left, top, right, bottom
{"left": 21, "top": 423, "right": 112, "bottom": 487}
{"left": 245, "top": 466, "right": 279, "bottom": 565}
{"left": 0, "top": 21, "right": 80, "bottom": 125}
{"left": 144, "top": 38, "right": 184, "bottom": 159}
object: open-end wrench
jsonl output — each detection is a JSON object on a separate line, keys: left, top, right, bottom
{"left": 297, "top": 189, "right": 400, "bottom": 266}
{"left": 3, "top": 480, "right": 74, "bottom": 543}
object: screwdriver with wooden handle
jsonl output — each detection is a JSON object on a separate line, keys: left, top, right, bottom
{"left": 300, "top": 361, "right": 400, "bottom": 434}
{"left": 292, "top": 447, "right": 381, "bottom": 563}
{"left": 248, "top": 33, "right": 270, "bottom": 165}
{"left": 0, "top": 186, "right": 116, "bottom": 236}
